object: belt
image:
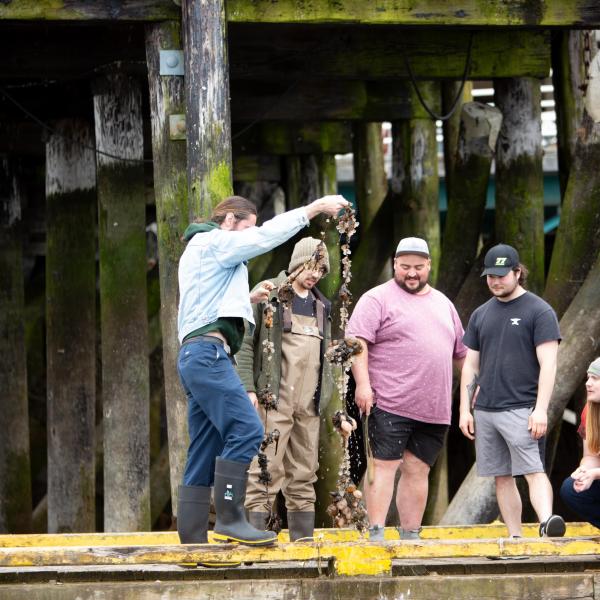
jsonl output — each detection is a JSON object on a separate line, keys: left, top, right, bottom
{"left": 182, "top": 334, "right": 232, "bottom": 356}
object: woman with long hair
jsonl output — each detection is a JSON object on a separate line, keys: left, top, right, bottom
{"left": 560, "top": 357, "right": 600, "bottom": 528}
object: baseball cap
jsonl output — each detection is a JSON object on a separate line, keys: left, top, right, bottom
{"left": 395, "top": 237, "right": 430, "bottom": 258}
{"left": 481, "top": 243, "right": 520, "bottom": 277}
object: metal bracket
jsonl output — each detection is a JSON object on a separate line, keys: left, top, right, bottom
{"left": 169, "top": 115, "right": 186, "bottom": 140}
{"left": 160, "top": 50, "right": 184, "bottom": 76}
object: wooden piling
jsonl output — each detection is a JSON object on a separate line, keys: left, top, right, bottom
{"left": 494, "top": 78, "right": 544, "bottom": 294}
{"left": 0, "top": 156, "right": 32, "bottom": 534}
{"left": 182, "top": 0, "right": 233, "bottom": 218}
{"left": 145, "top": 20, "right": 189, "bottom": 516}
{"left": 45, "top": 120, "right": 97, "bottom": 533}
{"left": 437, "top": 103, "right": 503, "bottom": 300}
{"left": 391, "top": 82, "right": 441, "bottom": 278}
{"left": 93, "top": 73, "right": 150, "bottom": 532}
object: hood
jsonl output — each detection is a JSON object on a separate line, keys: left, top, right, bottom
{"left": 183, "top": 221, "right": 219, "bottom": 241}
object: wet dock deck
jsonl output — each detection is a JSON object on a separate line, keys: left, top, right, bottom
{"left": 1, "top": 524, "right": 599, "bottom": 599}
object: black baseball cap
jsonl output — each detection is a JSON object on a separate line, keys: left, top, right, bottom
{"left": 481, "top": 244, "right": 520, "bottom": 277}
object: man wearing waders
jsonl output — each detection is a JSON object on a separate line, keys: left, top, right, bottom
{"left": 237, "top": 237, "right": 332, "bottom": 541}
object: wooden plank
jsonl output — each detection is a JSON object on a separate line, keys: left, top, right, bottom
{"left": 231, "top": 80, "right": 412, "bottom": 122}
{"left": 0, "top": 574, "right": 596, "bottom": 600}
{"left": 0, "top": 1, "right": 177, "bottom": 21}
{"left": 0, "top": 24, "right": 549, "bottom": 82}
{"left": 233, "top": 122, "right": 352, "bottom": 156}
{"left": 226, "top": 0, "right": 600, "bottom": 27}
{"left": 233, "top": 155, "right": 281, "bottom": 182}
{"left": 229, "top": 27, "right": 551, "bottom": 80}
{"left": 0, "top": 523, "right": 597, "bottom": 549}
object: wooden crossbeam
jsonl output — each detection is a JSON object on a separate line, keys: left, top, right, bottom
{"left": 2, "top": 0, "right": 600, "bottom": 27}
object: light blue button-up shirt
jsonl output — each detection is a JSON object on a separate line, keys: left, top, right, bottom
{"left": 177, "top": 207, "right": 310, "bottom": 343}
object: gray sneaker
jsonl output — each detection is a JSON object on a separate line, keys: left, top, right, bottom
{"left": 398, "top": 527, "right": 422, "bottom": 540}
{"left": 368, "top": 525, "right": 385, "bottom": 541}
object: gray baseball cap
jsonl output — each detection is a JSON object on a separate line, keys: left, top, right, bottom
{"left": 395, "top": 237, "right": 430, "bottom": 258}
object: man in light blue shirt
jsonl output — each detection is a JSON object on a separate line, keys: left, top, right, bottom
{"left": 177, "top": 193, "right": 348, "bottom": 549}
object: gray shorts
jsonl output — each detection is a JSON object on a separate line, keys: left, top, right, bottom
{"left": 474, "top": 407, "right": 546, "bottom": 477}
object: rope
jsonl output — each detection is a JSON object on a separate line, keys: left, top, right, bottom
{"left": 402, "top": 32, "right": 474, "bottom": 122}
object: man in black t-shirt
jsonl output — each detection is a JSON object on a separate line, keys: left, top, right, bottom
{"left": 459, "top": 244, "right": 565, "bottom": 538}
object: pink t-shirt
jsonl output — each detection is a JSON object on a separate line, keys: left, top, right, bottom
{"left": 346, "top": 280, "right": 467, "bottom": 425}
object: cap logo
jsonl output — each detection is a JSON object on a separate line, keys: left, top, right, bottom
{"left": 495, "top": 257, "right": 507, "bottom": 266}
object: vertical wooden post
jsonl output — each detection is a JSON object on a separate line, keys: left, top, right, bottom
{"left": 45, "top": 120, "right": 97, "bottom": 533}
{"left": 437, "top": 103, "right": 503, "bottom": 300}
{"left": 442, "top": 81, "right": 473, "bottom": 203}
{"left": 494, "top": 78, "right": 544, "bottom": 294}
{"left": 182, "top": 0, "right": 233, "bottom": 218}
{"left": 551, "top": 31, "right": 587, "bottom": 197}
{"left": 391, "top": 82, "right": 441, "bottom": 278}
{"left": 145, "top": 21, "right": 189, "bottom": 517}
{"left": 284, "top": 155, "right": 302, "bottom": 210}
{"left": 93, "top": 73, "right": 150, "bottom": 532}
{"left": 0, "top": 156, "right": 32, "bottom": 534}
{"left": 352, "top": 122, "right": 387, "bottom": 233}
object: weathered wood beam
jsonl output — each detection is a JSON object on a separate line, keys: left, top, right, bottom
{"left": 233, "top": 154, "right": 281, "bottom": 182}
{"left": 229, "top": 27, "right": 551, "bottom": 81}
{"left": 3, "top": 1, "right": 600, "bottom": 27}
{"left": 226, "top": 1, "right": 600, "bottom": 27}
{"left": 231, "top": 80, "right": 412, "bottom": 122}
{"left": 93, "top": 73, "right": 150, "bottom": 532}
{"left": 145, "top": 21, "right": 188, "bottom": 518}
{"left": 0, "top": 1, "right": 178, "bottom": 21}
{"left": 233, "top": 122, "right": 352, "bottom": 156}
{"left": 183, "top": 0, "right": 233, "bottom": 217}
{"left": 45, "top": 120, "right": 97, "bottom": 533}
{"left": 392, "top": 82, "right": 441, "bottom": 278}
{"left": 0, "top": 24, "right": 550, "bottom": 82}
{"left": 494, "top": 78, "right": 545, "bottom": 295}
{"left": 0, "top": 156, "right": 32, "bottom": 534}
{"left": 437, "top": 103, "right": 502, "bottom": 300}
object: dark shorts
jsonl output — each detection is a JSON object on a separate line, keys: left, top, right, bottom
{"left": 368, "top": 405, "right": 448, "bottom": 466}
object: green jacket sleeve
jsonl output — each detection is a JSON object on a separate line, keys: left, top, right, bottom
{"left": 236, "top": 301, "right": 261, "bottom": 393}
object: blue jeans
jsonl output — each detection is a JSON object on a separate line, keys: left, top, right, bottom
{"left": 177, "top": 339, "right": 264, "bottom": 486}
{"left": 560, "top": 476, "right": 600, "bottom": 528}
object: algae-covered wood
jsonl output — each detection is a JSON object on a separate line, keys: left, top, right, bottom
{"left": 94, "top": 73, "right": 150, "bottom": 532}
{"left": 229, "top": 28, "right": 551, "bottom": 80}
{"left": 494, "top": 78, "right": 544, "bottom": 295}
{"left": 45, "top": 120, "right": 97, "bottom": 534}
{"left": 0, "top": 156, "right": 32, "bottom": 534}
{"left": 145, "top": 21, "right": 189, "bottom": 516}
{"left": 183, "top": 0, "right": 233, "bottom": 218}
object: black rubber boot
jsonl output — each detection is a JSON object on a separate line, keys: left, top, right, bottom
{"left": 247, "top": 511, "right": 270, "bottom": 531}
{"left": 287, "top": 511, "right": 315, "bottom": 542}
{"left": 213, "top": 458, "right": 278, "bottom": 546}
{"left": 177, "top": 484, "right": 211, "bottom": 543}
{"left": 177, "top": 484, "right": 240, "bottom": 568}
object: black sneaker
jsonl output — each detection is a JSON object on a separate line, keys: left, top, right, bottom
{"left": 539, "top": 514, "right": 566, "bottom": 537}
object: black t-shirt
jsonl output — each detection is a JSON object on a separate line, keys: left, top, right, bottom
{"left": 463, "top": 291, "right": 561, "bottom": 411}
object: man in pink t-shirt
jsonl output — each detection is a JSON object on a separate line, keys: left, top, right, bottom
{"left": 347, "top": 237, "right": 467, "bottom": 540}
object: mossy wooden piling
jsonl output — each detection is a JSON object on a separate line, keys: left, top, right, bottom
{"left": 0, "top": 156, "right": 32, "bottom": 535}
{"left": 145, "top": 20, "right": 189, "bottom": 516}
{"left": 45, "top": 120, "right": 97, "bottom": 534}
{"left": 93, "top": 73, "right": 150, "bottom": 532}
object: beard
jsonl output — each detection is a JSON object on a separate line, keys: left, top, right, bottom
{"left": 395, "top": 275, "right": 427, "bottom": 294}
{"left": 489, "top": 280, "right": 519, "bottom": 298}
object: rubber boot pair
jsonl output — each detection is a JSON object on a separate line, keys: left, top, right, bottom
{"left": 177, "top": 484, "right": 238, "bottom": 568}
{"left": 212, "top": 458, "right": 278, "bottom": 546}
{"left": 248, "top": 510, "right": 315, "bottom": 542}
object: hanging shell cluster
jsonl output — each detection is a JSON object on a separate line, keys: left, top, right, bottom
{"left": 326, "top": 411, "right": 368, "bottom": 531}
{"left": 255, "top": 296, "right": 281, "bottom": 530}
{"left": 336, "top": 207, "right": 359, "bottom": 331}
